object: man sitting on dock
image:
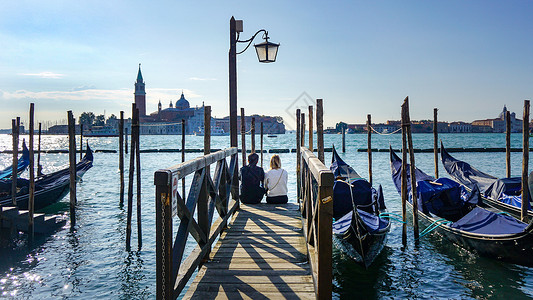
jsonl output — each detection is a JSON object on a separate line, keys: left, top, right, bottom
{"left": 240, "top": 153, "right": 265, "bottom": 204}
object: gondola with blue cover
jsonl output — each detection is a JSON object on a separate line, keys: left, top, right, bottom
{"left": 0, "top": 141, "right": 30, "bottom": 180}
{"left": 440, "top": 142, "right": 533, "bottom": 219}
{"left": 390, "top": 147, "right": 533, "bottom": 266}
{"left": 331, "top": 146, "right": 390, "bottom": 268}
{"left": 0, "top": 145, "right": 94, "bottom": 210}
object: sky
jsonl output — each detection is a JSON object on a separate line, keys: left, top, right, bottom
{"left": 1, "top": 1, "right": 532, "bottom": 130}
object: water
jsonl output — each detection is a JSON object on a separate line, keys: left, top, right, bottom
{"left": 0, "top": 133, "right": 531, "bottom": 299}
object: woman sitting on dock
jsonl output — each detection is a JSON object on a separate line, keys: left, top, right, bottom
{"left": 240, "top": 153, "right": 265, "bottom": 204}
{"left": 264, "top": 155, "right": 288, "bottom": 204}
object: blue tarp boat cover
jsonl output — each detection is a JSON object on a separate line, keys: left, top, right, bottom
{"left": 441, "top": 144, "right": 531, "bottom": 208}
{"left": 333, "top": 179, "right": 373, "bottom": 220}
{"left": 330, "top": 146, "right": 361, "bottom": 181}
{"left": 0, "top": 142, "right": 29, "bottom": 180}
{"left": 333, "top": 209, "right": 389, "bottom": 235}
{"left": 450, "top": 207, "right": 527, "bottom": 235}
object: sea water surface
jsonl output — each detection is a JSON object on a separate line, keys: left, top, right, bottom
{"left": 0, "top": 133, "right": 531, "bottom": 299}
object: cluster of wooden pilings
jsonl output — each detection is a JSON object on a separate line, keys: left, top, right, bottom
{"left": 2, "top": 104, "right": 80, "bottom": 242}
{"left": 396, "top": 98, "right": 531, "bottom": 246}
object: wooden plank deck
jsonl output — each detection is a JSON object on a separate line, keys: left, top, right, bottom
{"left": 183, "top": 203, "right": 315, "bottom": 299}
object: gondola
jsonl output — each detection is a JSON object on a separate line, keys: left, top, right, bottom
{"left": 0, "top": 141, "right": 30, "bottom": 180}
{"left": 331, "top": 146, "right": 390, "bottom": 268}
{"left": 390, "top": 147, "right": 533, "bottom": 266}
{"left": 440, "top": 142, "right": 533, "bottom": 219}
{"left": 0, "top": 145, "right": 93, "bottom": 210}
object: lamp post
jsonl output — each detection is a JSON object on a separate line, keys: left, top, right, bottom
{"left": 229, "top": 16, "right": 279, "bottom": 147}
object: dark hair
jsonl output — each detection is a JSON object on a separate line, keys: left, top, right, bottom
{"left": 248, "top": 153, "right": 259, "bottom": 165}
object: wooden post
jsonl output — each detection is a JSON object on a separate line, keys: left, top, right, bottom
{"left": 155, "top": 170, "right": 172, "bottom": 300}
{"left": 308, "top": 106, "right": 313, "bottom": 152}
{"left": 37, "top": 123, "right": 42, "bottom": 176}
{"left": 401, "top": 126, "right": 408, "bottom": 247}
{"left": 67, "top": 110, "right": 76, "bottom": 228}
{"left": 241, "top": 108, "right": 246, "bottom": 166}
{"left": 125, "top": 127, "right": 128, "bottom": 154}
{"left": 300, "top": 113, "right": 305, "bottom": 148}
{"left": 28, "top": 104, "right": 35, "bottom": 237}
{"left": 521, "top": 100, "right": 530, "bottom": 223}
{"left": 200, "top": 106, "right": 211, "bottom": 262}
{"left": 367, "top": 114, "right": 372, "bottom": 185}
{"left": 506, "top": 110, "right": 511, "bottom": 178}
{"left": 317, "top": 99, "right": 324, "bottom": 163}
{"left": 126, "top": 104, "right": 136, "bottom": 250}
{"left": 80, "top": 123, "right": 83, "bottom": 160}
{"left": 11, "top": 119, "right": 18, "bottom": 205}
{"left": 316, "top": 172, "right": 333, "bottom": 299}
{"left": 342, "top": 124, "right": 346, "bottom": 153}
{"left": 403, "top": 97, "right": 419, "bottom": 240}
{"left": 135, "top": 108, "right": 142, "bottom": 249}
{"left": 119, "top": 111, "right": 125, "bottom": 206}
{"left": 260, "top": 122, "right": 264, "bottom": 168}
{"left": 251, "top": 117, "right": 255, "bottom": 154}
{"left": 181, "top": 119, "right": 186, "bottom": 201}
{"left": 433, "top": 108, "right": 439, "bottom": 179}
{"left": 296, "top": 109, "right": 301, "bottom": 201}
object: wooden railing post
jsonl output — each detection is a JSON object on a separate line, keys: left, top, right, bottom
{"left": 301, "top": 113, "right": 305, "bottom": 148}
{"left": 296, "top": 109, "right": 301, "bottom": 201}
{"left": 317, "top": 171, "right": 333, "bottom": 299}
{"left": 155, "top": 170, "right": 172, "bottom": 300}
{"left": 308, "top": 106, "right": 313, "bottom": 152}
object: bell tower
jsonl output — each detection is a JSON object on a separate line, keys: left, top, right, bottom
{"left": 134, "top": 63, "right": 147, "bottom": 116}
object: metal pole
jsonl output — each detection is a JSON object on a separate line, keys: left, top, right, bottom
{"left": 229, "top": 17, "right": 238, "bottom": 148}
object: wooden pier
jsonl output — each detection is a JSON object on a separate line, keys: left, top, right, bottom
{"left": 184, "top": 203, "right": 315, "bottom": 299}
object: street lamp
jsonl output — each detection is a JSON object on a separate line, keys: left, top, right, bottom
{"left": 229, "top": 17, "right": 279, "bottom": 147}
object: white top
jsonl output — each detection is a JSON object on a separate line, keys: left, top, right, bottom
{"left": 264, "top": 168, "right": 288, "bottom": 197}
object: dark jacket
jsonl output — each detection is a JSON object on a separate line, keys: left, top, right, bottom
{"left": 240, "top": 164, "right": 265, "bottom": 204}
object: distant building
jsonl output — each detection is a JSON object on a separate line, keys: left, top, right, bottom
{"left": 471, "top": 105, "right": 523, "bottom": 133}
{"left": 448, "top": 121, "right": 472, "bottom": 133}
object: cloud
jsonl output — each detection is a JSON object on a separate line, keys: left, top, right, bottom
{"left": 189, "top": 77, "right": 217, "bottom": 81}
{"left": 19, "top": 72, "right": 65, "bottom": 79}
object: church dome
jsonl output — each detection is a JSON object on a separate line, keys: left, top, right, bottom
{"left": 175, "top": 92, "right": 190, "bottom": 110}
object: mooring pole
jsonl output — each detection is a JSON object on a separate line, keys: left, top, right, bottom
{"left": 521, "top": 100, "right": 530, "bottom": 223}
{"left": 241, "top": 108, "right": 246, "bottom": 166}
{"left": 308, "top": 106, "right": 314, "bottom": 152}
{"left": 125, "top": 127, "right": 128, "bottom": 155}
{"left": 367, "top": 114, "right": 372, "bottom": 185}
{"left": 181, "top": 119, "right": 186, "bottom": 201}
{"left": 300, "top": 113, "right": 305, "bottom": 148}
{"left": 400, "top": 126, "right": 408, "bottom": 248}
{"left": 251, "top": 117, "right": 255, "bottom": 154}
{"left": 506, "top": 110, "right": 511, "bottom": 178}
{"left": 67, "top": 110, "right": 77, "bottom": 228}
{"left": 403, "top": 97, "right": 419, "bottom": 240}
{"left": 296, "top": 109, "right": 301, "bottom": 202}
{"left": 260, "top": 122, "right": 264, "bottom": 168}
{"left": 433, "top": 108, "right": 439, "bottom": 179}
{"left": 119, "top": 111, "right": 125, "bottom": 206}
{"left": 11, "top": 119, "right": 18, "bottom": 205}
{"left": 80, "top": 123, "right": 83, "bottom": 160}
{"left": 135, "top": 108, "right": 142, "bottom": 249}
{"left": 317, "top": 99, "right": 324, "bottom": 164}
{"left": 28, "top": 104, "right": 35, "bottom": 238}
{"left": 126, "top": 104, "right": 136, "bottom": 250}
{"left": 37, "top": 123, "right": 42, "bottom": 176}
{"left": 342, "top": 123, "right": 346, "bottom": 153}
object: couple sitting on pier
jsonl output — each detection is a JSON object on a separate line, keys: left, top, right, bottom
{"left": 240, "top": 153, "right": 288, "bottom": 204}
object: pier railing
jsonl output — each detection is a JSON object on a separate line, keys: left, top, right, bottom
{"left": 299, "top": 146, "right": 333, "bottom": 299}
{"left": 154, "top": 147, "right": 239, "bottom": 300}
